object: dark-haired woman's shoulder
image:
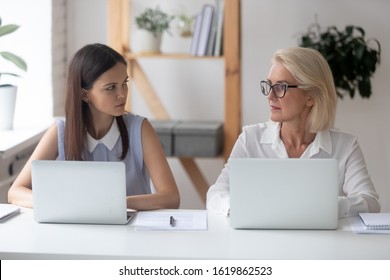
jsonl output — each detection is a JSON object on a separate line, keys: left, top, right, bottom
{"left": 122, "top": 112, "right": 146, "bottom": 125}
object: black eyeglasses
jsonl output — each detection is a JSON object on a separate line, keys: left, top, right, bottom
{"left": 260, "top": 80, "right": 302, "bottom": 98}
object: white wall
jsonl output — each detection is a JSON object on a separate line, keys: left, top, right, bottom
{"left": 0, "top": 0, "right": 52, "bottom": 128}
{"left": 66, "top": 0, "right": 390, "bottom": 211}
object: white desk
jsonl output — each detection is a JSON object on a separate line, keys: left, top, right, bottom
{"left": 1, "top": 209, "right": 390, "bottom": 260}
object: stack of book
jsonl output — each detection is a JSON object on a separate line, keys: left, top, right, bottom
{"left": 190, "top": 0, "right": 224, "bottom": 57}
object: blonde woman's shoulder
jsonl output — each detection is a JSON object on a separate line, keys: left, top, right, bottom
{"left": 242, "top": 120, "right": 278, "bottom": 133}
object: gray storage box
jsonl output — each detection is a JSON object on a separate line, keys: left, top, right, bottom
{"left": 150, "top": 120, "right": 179, "bottom": 156}
{"left": 173, "top": 121, "right": 223, "bottom": 157}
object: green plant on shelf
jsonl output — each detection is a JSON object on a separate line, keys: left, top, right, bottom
{"left": 135, "top": 6, "right": 174, "bottom": 37}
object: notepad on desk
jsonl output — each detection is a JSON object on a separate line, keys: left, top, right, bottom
{"left": 359, "top": 213, "right": 390, "bottom": 230}
{"left": 131, "top": 210, "right": 207, "bottom": 231}
{"left": 0, "top": 204, "right": 20, "bottom": 221}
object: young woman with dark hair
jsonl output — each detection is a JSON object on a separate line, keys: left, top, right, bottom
{"left": 8, "top": 43, "right": 180, "bottom": 210}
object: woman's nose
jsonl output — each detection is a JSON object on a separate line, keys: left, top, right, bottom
{"left": 267, "top": 90, "right": 277, "bottom": 101}
{"left": 117, "top": 90, "right": 126, "bottom": 100}
{"left": 119, "top": 85, "right": 128, "bottom": 98}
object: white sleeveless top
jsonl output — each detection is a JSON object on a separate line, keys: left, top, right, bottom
{"left": 56, "top": 113, "right": 151, "bottom": 196}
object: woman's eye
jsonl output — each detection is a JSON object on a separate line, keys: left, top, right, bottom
{"left": 275, "top": 84, "right": 284, "bottom": 92}
{"left": 106, "top": 85, "right": 115, "bottom": 91}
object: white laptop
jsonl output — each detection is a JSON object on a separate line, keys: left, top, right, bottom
{"left": 32, "top": 160, "right": 135, "bottom": 225}
{"left": 229, "top": 158, "right": 339, "bottom": 230}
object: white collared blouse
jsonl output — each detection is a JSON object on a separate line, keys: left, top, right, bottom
{"left": 56, "top": 113, "right": 151, "bottom": 196}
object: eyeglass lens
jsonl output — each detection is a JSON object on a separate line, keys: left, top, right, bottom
{"left": 261, "top": 81, "right": 286, "bottom": 98}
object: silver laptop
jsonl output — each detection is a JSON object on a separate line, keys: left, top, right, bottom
{"left": 229, "top": 158, "right": 338, "bottom": 229}
{"left": 32, "top": 160, "right": 135, "bottom": 224}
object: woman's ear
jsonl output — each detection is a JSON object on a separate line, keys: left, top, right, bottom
{"left": 306, "top": 94, "right": 314, "bottom": 107}
{"left": 82, "top": 89, "right": 89, "bottom": 103}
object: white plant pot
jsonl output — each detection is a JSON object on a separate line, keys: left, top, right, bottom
{"left": 133, "top": 29, "right": 162, "bottom": 54}
{"left": 0, "top": 85, "right": 17, "bottom": 130}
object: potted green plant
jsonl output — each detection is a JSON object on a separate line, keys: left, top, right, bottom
{"left": 133, "top": 6, "right": 174, "bottom": 53}
{"left": 298, "top": 21, "right": 381, "bottom": 99}
{"left": 0, "top": 17, "right": 27, "bottom": 130}
{"left": 176, "top": 13, "right": 195, "bottom": 38}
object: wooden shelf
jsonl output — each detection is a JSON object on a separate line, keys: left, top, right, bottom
{"left": 124, "top": 52, "right": 224, "bottom": 60}
{"left": 108, "top": 0, "right": 241, "bottom": 204}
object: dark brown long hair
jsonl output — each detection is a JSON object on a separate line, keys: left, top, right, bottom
{"left": 64, "top": 43, "right": 129, "bottom": 160}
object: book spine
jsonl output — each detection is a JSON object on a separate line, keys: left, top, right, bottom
{"left": 206, "top": 0, "right": 220, "bottom": 56}
{"left": 190, "top": 13, "right": 203, "bottom": 56}
{"left": 195, "top": 4, "right": 214, "bottom": 56}
{"left": 213, "top": 0, "right": 224, "bottom": 56}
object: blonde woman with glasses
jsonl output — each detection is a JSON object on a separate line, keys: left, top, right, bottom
{"left": 207, "top": 47, "right": 380, "bottom": 218}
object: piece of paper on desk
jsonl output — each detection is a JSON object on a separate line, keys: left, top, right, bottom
{"left": 350, "top": 216, "right": 390, "bottom": 234}
{"left": 131, "top": 210, "right": 207, "bottom": 231}
{"left": 0, "top": 203, "right": 20, "bottom": 221}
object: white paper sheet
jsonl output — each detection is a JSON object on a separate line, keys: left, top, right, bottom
{"left": 131, "top": 210, "right": 207, "bottom": 231}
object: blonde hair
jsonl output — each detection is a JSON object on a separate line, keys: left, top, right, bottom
{"left": 273, "top": 47, "right": 337, "bottom": 132}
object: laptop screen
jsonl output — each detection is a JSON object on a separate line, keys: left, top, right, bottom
{"left": 32, "top": 160, "right": 129, "bottom": 224}
{"left": 229, "top": 158, "right": 339, "bottom": 229}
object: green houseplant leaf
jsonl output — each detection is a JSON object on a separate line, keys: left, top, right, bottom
{"left": 0, "top": 51, "right": 27, "bottom": 71}
{"left": 0, "top": 23, "right": 20, "bottom": 36}
{"left": 298, "top": 20, "right": 380, "bottom": 99}
{"left": 0, "top": 17, "right": 28, "bottom": 82}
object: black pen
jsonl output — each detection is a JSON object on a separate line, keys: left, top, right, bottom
{"left": 169, "top": 216, "right": 175, "bottom": 227}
